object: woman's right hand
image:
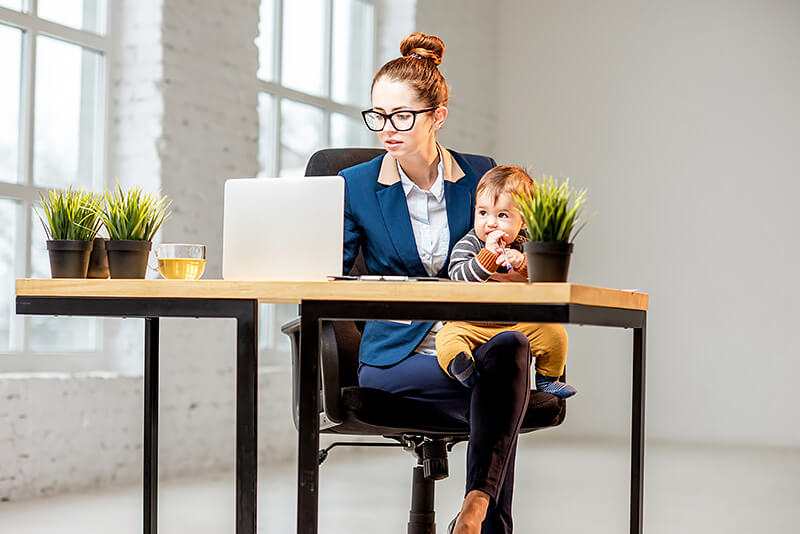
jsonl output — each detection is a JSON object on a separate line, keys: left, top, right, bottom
{"left": 484, "top": 229, "right": 508, "bottom": 255}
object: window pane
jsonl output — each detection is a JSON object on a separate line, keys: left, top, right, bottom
{"left": 280, "top": 99, "right": 325, "bottom": 177}
{"left": 256, "top": 0, "right": 275, "bottom": 81}
{"left": 29, "top": 215, "right": 98, "bottom": 352}
{"left": 37, "top": 0, "right": 106, "bottom": 34}
{"left": 257, "top": 93, "right": 276, "bottom": 177}
{"left": 0, "top": 199, "right": 21, "bottom": 352}
{"left": 281, "top": 0, "right": 326, "bottom": 96}
{"left": 258, "top": 302, "right": 295, "bottom": 364}
{"left": 330, "top": 112, "right": 375, "bottom": 148}
{"left": 331, "top": 0, "right": 374, "bottom": 107}
{"left": 0, "top": 24, "right": 22, "bottom": 184}
{"left": 258, "top": 303, "right": 274, "bottom": 351}
{"left": 34, "top": 36, "right": 103, "bottom": 189}
{"left": 0, "top": 0, "right": 23, "bottom": 10}
{"left": 272, "top": 303, "right": 296, "bottom": 352}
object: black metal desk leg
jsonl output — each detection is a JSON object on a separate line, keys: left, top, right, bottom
{"left": 144, "top": 317, "right": 159, "bottom": 534}
{"left": 297, "top": 305, "right": 321, "bottom": 534}
{"left": 236, "top": 301, "right": 259, "bottom": 534}
{"left": 630, "top": 317, "right": 646, "bottom": 534}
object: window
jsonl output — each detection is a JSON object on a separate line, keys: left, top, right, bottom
{"left": 255, "top": 0, "right": 377, "bottom": 363}
{"left": 0, "top": 2, "right": 110, "bottom": 371}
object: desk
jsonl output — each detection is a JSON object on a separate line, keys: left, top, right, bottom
{"left": 16, "top": 280, "right": 648, "bottom": 534}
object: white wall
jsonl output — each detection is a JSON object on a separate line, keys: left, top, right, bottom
{"left": 1, "top": 0, "right": 296, "bottom": 501}
{"left": 7, "top": 0, "right": 794, "bottom": 503}
{"left": 494, "top": 0, "right": 800, "bottom": 446}
{"left": 415, "top": 1, "right": 498, "bottom": 157}
{"left": 1, "top": 0, "right": 418, "bottom": 502}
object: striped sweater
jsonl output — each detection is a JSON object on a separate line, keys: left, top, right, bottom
{"left": 448, "top": 229, "right": 528, "bottom": 281}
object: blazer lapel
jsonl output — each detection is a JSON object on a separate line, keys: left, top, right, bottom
{"left": 375, "top": 146, "right": 471, "bottom": 277}
{"left": 376, "top": 185, "right": 427, "bottom": 276}
{"left": 443, "top": 179, "right": 474, "bottom": 268}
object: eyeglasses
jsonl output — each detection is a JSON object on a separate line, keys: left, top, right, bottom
{"left": 361, "top": 107, "right": 438, "bottom": 132}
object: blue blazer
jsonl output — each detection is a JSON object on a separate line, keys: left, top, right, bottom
{"left": 339, "top": 145, "right": 497, "bottom": 367}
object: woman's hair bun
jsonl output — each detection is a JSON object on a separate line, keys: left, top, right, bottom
{"left": 400, "top": 32, "right": 445, "bottom": 66}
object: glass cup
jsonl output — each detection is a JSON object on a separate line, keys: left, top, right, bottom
{"left": 154, "top": 243, "right": 206, "bottom": 280}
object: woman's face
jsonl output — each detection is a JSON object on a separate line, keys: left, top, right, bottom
{"left": 370, "top": 78, "right": 445, "bottom": 158}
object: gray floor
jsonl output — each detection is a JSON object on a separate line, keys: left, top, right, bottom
{"left": 1, "top": 435, "right": 798, "bottom": 533}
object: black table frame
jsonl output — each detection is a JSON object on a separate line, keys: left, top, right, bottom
{"left": 16, "top": 296, "right": 260, "bottom": 534}
{"left": 296, "top": 300, "right": 646, "bottom": 534}
{"left": 16, "top": 294, "right": 646, "bottom": 534}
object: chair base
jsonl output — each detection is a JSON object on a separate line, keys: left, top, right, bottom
{"left": 409, "top": 464, "right": 436, "bottom": 534}
{"left": 408, "top": 437, "right": 453, "bottom": 534}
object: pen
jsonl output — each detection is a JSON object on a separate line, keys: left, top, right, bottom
{"left": 498, "top": 241, "right": 513, "bottom": 271}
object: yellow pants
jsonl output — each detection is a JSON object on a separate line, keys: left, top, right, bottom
{"left": 435, "top": 322, "right": 568, "bottom": 379}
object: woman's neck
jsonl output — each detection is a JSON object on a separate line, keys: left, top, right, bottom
{"left": 397, "top": 140, "right": 440, "bottom": 191}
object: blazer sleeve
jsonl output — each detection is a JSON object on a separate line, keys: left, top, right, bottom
{"left": 341, "top": 173, "right": 362, "bottom": 274}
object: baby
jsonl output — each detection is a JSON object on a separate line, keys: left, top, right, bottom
{"left": 436, "top": 165, "right": 576, "bottom": 397}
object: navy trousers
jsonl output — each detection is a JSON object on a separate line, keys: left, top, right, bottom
{"left": 358, "top": 331, "right": 532, "bottom": 534}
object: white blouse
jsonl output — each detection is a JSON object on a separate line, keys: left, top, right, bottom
{"left": 396, "top": 156, "right": 450, "bottom": 277}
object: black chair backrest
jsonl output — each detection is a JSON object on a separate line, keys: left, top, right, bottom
{"left": 304, "top": 148, "right": 386, "bottom": 389}
{"left": 305, "top": 147, "right": 386, "bottom": 177}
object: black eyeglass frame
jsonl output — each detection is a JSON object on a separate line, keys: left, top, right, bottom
{"left": 361, "top": 107, "right": 439, "bottom": 132}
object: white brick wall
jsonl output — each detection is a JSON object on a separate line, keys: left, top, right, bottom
{"left": 1, "top": 0, "right": 418, "bottom": 502}
{"left": 1, "top": 0, "right": 291, "bottom": 501}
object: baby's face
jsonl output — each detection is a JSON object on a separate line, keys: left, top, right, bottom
{"left": 474, "top": 191, "right": 525, "bottom": 244}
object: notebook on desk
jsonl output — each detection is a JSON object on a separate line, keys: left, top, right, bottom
{"left": 222, "top": 176, "right": 344, "bottom": 281}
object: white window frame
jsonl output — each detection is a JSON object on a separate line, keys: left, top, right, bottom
{"left": 256, "top": 0, "right": 377, "bottom": 365}
{"left": 258, "top": 0, "right": 378, "bottom": 177}
{"left": 0, "top": 1, "right": 112, "bottom": 372}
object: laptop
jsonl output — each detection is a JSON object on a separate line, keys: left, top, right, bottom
{"left": 222, "top": 176, "right": 344, "bottom": 281}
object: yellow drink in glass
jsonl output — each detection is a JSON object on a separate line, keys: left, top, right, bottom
{"left": 157, "top": 258, "right": 206, "bottom": 280}
{"left": 155, "top": 244, "right": 206, "bottom": 280}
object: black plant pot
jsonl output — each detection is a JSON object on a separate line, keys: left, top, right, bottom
{"left": 87, "top": 237, "right": 110, "bottom": 279}
{"left": 105, "top": 240, "right": 152, "bottom": 279}
{"left": 46, "top": 240, "right": 93, "bottom": 278}
{"left": 523, "top": 241, "right": 573, "bottom": 282}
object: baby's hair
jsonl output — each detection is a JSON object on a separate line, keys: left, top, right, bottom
{"left": 476, "top": 165, "right": 535, "bottom": 204}
{"left": 372, "top": 32, "right": 450, "bottom": 108}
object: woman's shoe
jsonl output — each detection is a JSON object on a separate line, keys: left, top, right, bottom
{"left": 447, "top": 513, "right": 459, "bottom": 534}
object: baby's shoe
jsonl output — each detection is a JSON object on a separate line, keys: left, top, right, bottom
{"left": 448, "top": 352, "right": 477, "bottom": 388}
{"left": 535, "top": 373, "right": 577, "bottom": 398}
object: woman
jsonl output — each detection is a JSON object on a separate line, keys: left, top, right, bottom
{"left": 339, "top": 32, "right": 561, "bottom": 534}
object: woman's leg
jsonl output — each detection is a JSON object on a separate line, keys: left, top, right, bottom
{"left": 358, "top": 352, "right": 472, "bottom": 421}
{"left": 459, "top": 330, "right": 531, "bottom": 534}
{"left": 358, "top": 333, "right": 530, "bottom": 534}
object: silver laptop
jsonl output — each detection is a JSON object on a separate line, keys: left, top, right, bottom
{"left": 222, "top": 177, "right": 344, "bottom": 281}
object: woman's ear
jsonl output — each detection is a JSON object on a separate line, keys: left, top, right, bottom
{"left": 433, "top": 106, "right": 448, "bottom": 130}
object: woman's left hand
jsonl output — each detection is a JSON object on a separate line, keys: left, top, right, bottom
{"left": 496, "top": 249, "right": 525, "bottom": 270}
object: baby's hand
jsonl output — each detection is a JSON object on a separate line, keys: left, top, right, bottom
{"left": 496, "top": 249, "right": 525, "bottom": 270}
{"left": 484, "top": 230, "right": 508, "bottom": 254}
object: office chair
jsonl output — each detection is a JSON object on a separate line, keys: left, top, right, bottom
{"left": 281, "top": 148, "right": 567, "bottom": 534}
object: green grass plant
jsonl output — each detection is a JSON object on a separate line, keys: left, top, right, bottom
{"left": 36, "top": 187, "right": 103, "bottom": 241}
{"left": 514, "top": 176, "right": 591, "bottom": 243}
{"left": 97, "top": 184, "right": 172, "bottom": 241}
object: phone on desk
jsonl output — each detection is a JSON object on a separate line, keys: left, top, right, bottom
{"left": 327, "top": 275, "right": 444, "bottom": 282}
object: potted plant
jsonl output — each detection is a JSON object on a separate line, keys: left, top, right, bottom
{"left": 514, "top": 176, "right": 591, "bottom": 282}
{"left": 36, "top": 188, "right": 103, "bottom": 278}
{"left": 96, "top": 184, "right": 172, "bottom": 279}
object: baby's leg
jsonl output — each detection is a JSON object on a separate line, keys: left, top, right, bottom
{"left": 436, "top": 322, "right": 497, "bottom": 386}
{"left": 512, "top": 323, "right": 575, "bottom": 398}
{"left": 514, "top": 323, "right": 568, "bottom": 377}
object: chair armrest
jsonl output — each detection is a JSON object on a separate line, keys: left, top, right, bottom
{"left": 280, "top": 317, "right": 346, "bottom": 430}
